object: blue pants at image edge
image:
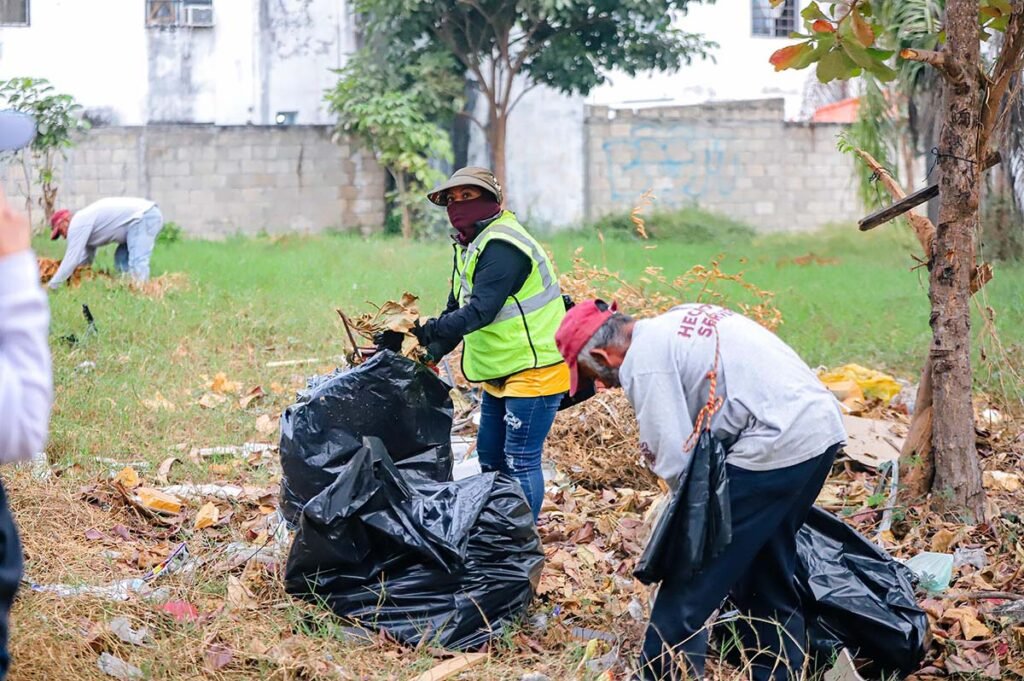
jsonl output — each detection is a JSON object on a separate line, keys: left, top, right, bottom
{"left": 0, "top": 482, "right": 22, "bottom": 679}
{"left": 640, "top": 444, "right": 841, "bottom": 681}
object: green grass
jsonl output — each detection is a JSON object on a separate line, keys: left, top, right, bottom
{"left": 32, "top": 221, "right": 1024, "bottom": 466}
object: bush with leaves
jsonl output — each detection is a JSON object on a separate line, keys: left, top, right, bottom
{"left": 354, "top": 0, "right": 714, "bottom": 193}
{"left": 326, "top": 49, "right": 462, "bottom": 238}
{"left": 0, "top": 77, "right": 89, "bottom": 229}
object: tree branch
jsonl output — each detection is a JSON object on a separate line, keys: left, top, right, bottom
{"left": 507, "top": 81, "right": 541, "bottom": 115}
{"left": 901, "top": 48, "right": 960, "bottom": 82}
{"left": 854, "top": 148, "right": 936, "bottom": 254}
{"left": 433, "top": 14, "right": 493, "bottom": 101}
{"left": 456, "top": 110, "right": 488, "bottom": 137}
{"left": 981, "top": 6, "right": 1024, "bottom": 148}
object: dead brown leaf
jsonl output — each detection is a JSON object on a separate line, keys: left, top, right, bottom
{"left": 239, "top": 386, "right": 265, "bottom": 410}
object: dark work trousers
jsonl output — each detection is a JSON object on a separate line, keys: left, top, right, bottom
{"left": 640, "top": 444, "right": 841, "bottom": 681}
{"left": 0, "top": 483, "right": 21, "bottom": 679}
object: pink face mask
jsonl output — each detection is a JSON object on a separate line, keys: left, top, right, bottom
{"left": 447, "top": 197, "right": 501, "bottom": 244}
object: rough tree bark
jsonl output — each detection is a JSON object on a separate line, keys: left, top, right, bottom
{"left": 487, "top": 106, "right": 508, "bottom": 195}
{"left": 928, "top": 0, "right": 985, "bottom": 519}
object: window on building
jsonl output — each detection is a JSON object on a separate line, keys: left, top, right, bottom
{"left": 0, "top": 0, "right": 29, "bottom": 26}
{"left": 146, "top": 0, "right": 213, "bottom": 28}
{"left": 752, "top": 0, "right": 797, "bottom": 38}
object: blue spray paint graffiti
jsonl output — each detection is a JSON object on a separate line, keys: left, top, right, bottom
{"left": 602, "top": 122, "right": 741, "bottom": 207}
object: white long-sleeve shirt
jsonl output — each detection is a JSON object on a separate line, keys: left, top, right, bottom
{"left": 620, "top": 304, "right": 846, "bottom": 484}
{"left": 0, "top": 251, "right": 53, "bottom": 463}
{"left": 48, "top": 197, "right": 156, "bottom": 288}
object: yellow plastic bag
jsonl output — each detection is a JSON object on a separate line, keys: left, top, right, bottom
{"left": 818, "top": 364, "right": 901, "bottom": 405}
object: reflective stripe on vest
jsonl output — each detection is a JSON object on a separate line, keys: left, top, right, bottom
{"left": 453, "top": 212, "right": 566, "bottom": 382}
{"left": 458, "top": 224, "right": 561, "bottom": 322}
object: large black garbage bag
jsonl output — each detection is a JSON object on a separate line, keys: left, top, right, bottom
{"left": 797, "top": 507, "right": 929, "bottom": 677}
{"left": 634, "top": 429, "right": 732, "bottom": 585}
{"left": 279, "top": 351, "right": 453, "bottom": 523}
{"left": 285, "top": 437, "right": 545, "bottom": 650}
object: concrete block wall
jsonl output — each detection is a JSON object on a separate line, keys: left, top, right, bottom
{"left": 2, "top": 125, "right": 386, "bottom": 237}
{"left": 585, "top": 98, "right": 862, "bottom": 232}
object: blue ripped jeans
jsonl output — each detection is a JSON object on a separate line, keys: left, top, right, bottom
{"left": 477, "top": 391, "right": 562, "bottom": 520}
{"left": 113, "top": 206, "right": 164, "bottom": 282}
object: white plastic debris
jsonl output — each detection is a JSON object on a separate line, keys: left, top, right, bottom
{"left": 97, "top": 652, "right": 143, "bottom": 680}
{"left": 161, "top": 483, "right": 244, "bottom": 500}
{"left": 30, "top": 578, "right": 167, "bottom": 603}
{"left": 453, "top": 457, "right": 482, "bottom": 481}
{"left": 108, "top": 616, "right": 149, "bottom": 646}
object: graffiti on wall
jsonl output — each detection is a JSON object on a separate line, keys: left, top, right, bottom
{"left": 601, "top": 122, "right": 741, "bottom": 206}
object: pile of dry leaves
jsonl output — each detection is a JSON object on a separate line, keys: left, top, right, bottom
{"left": 37, "top": 257, "right": 101, "bottom": 287}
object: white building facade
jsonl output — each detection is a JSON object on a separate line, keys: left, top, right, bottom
{"left": 591, "top": 0, "right": 819, "bottom": 119}
{"left": 0, "top": 0, "right": 853, "bottom": 233}
{"left": 0, "top": 0, "right": 354, "bottom": 126}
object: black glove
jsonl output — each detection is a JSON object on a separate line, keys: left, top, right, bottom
{"left": 558, "top": 380, "right": 597, "bottom": 411}
{"left": 562, "top": 294, "right": 576, "bottom": 311}
{"left": 412, "top": 318, "right": 436, "bottom": 346}
{"left": 373, "top": 330, "right": 404, "bottom": 353}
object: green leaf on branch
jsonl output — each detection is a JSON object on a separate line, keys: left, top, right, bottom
{"left": 801, "top": 1, "right": 828, "bottom": 22}
{"left": 816, "top": 47, "right": 860, "bottom": 83}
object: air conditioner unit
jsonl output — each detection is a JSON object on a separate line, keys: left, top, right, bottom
{"left": 184, "top": 5, "right": 214, "bottom": 27}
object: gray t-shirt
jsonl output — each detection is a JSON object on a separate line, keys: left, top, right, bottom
{"left": 619, "top": 303, "right": 846, "bottom": 483}
{"left": 49, "top": 197, "right": 156, "bottom": 288}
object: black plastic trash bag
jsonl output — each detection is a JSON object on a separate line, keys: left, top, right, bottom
{"left": 634, "top": 428, "right": 732, "bottom": 585}
{"left": 279, "top": 351, "right": 453, "bottom": 523}
{"left": 797, "top": 507, "right": 929, "bottom": 678}
{"left": 285, "top": 437, "right": 545, "bottom": 650}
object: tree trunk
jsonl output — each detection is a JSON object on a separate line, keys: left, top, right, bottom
{"left": 394, "top": 172, "right": 412, "bottom": 239}
{"left": 900, "top": 360, "right": 934, "bottom": 499}
{"left": 487, "top": 104, "right": 508, "bottom": 202}
{"left": 929, "top": 0, "right": 985, "bottom": 520}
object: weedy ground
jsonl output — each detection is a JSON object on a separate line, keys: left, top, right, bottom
{"left": 8, "top": 221, "right": 1023, "bottom": 680}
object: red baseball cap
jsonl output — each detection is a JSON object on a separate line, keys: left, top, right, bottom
{"left": 49, "top": 209, "right": 71, "bottom": 240}
{"left": 555, "top": 299, "right": 617, "bottom": 395}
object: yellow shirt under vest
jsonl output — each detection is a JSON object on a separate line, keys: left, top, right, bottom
{"left": 481, "top": 362, "right": 570, "bottom": 398}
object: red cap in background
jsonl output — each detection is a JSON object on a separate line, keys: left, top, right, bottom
{"left": 555, "top": 300, "right": 617, "bottom": 395}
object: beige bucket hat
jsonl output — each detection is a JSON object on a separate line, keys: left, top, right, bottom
{"left": 427, "top": 166, "right": 503, "bottom": 206}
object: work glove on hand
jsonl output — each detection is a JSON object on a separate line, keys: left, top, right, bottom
{"left": 372, "top": 330, "right": 405, "bottom": 354}
{"left": 412, "top": 318, "right": 436, "bottom": 346}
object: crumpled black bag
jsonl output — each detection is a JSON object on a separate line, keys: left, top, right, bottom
{"left": 279, "top": 351, "right": 453, "bottom": 524}
{"left": 797, "top": 506, "right": 929, "bottom": 677}
{"left": 285, "top": 437, "right": 545, "bottom": 650}
{"left": 634, "top": 429, "right": 732, "bottom": 585}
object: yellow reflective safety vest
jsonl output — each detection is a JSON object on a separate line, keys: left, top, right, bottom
{"left": 452, "top": 211, "right": 566, "bottom": 383}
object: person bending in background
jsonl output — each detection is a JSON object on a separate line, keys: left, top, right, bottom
{"left": 411, "top": 167, "right": 568, "bottom": 520}
{"left": 47, "top": 196, "right": 164, "bottom": 289}
{"left": 555, "top": 300, "right": 846, "bottom": 680}
{"left": 0, "top": 110, "right": 54, "bottom": 678}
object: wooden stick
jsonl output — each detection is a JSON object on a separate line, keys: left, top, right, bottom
{"left": 854, "top": 149, "right": 936, "bottom": 252}
{"left": 859, "top": 152, "right": 1002, "bottom": 232}
{"left": 410, "top": 653, "right": 487, "bottom": 681}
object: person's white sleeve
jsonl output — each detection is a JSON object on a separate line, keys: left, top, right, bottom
{"left": 624, "top": 370, "right": 694, "bottom": 485}
{"left": 0, "top": 251, "right": 53, "bottom": 463}
{"left": 48, "top": 221, "right": 90, "bottom": 289}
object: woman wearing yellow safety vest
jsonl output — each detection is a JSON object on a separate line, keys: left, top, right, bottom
{"left": 412, "top": 167, "right": 573, "bottom": 521}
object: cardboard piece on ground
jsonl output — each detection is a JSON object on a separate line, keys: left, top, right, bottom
{"left": 824, "top": 648, "right": 867, "bottom": 681}
{"left": 410, "top": 653, "right": 487, "bottom": 681}
{"left": 841, "top": 415, "right": 905, "bottom": 469}
{"left": 135, "top": 488, "right": 184, "bottom": 514}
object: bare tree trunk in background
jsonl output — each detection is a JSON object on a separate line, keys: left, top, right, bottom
{"left": 19, "top": 152, "right": 34, "bottom": 233}
{"left": 929, "top": 0, "right": 985, "bottom": 519}
{"left": 487, "top": 105, "right": 508, "bottom": 201}
{"left": 394, "top": 172, "right": 412, "bottom": 239}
